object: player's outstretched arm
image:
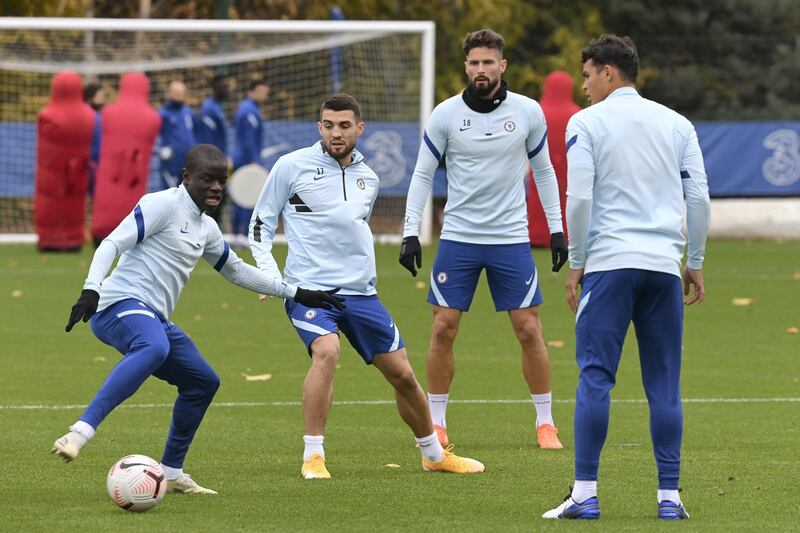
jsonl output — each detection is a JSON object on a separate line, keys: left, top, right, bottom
{"left": 65, "top": 289, "right": 100, "bottom": 332}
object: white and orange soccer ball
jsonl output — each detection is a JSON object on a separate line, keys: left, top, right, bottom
{"left": 106, "top": 454, "right": 166, "bottom": 512}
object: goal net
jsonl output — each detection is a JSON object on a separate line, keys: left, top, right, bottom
{"left": 0, "top": 18, "right": 435, "bottom": 244}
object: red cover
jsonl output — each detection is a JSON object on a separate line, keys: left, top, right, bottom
{"left": 91, "top": 73, "right": 161, "bottom": 242}
{"left": 527, "top": 71, "right": 581, "bottom": 247}
{"left": 34, "top": 71, "right": 95, "bottom": 250}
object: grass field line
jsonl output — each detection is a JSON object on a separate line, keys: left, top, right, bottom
{"left": 2, "top": 397, "right": 799, "bottom": 411}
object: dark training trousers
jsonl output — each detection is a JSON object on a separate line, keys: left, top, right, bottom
{"left": 573, "top": 269, "right": 684, "bottom": 490}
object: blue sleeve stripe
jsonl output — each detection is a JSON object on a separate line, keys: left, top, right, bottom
{"left": 134, "top": 205, "right": 144, "bottom": 243}
{"left": 423, "top": 131, "right": 442, "bottom": 161}
{"left": 528, "top": 131, "right": 548, "bottom": 159}
{"left": 213, "top": 241, "right": 230, "bottom": 272}
{"left": 566, "top": 134, "right": 578, "bottom": 152}
{"left": 680, "top": 170, "right": 691, "bottom": 180}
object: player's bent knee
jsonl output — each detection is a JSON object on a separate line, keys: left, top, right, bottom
{"left": 204, "top": 370, "right": 221, "bottom": 397}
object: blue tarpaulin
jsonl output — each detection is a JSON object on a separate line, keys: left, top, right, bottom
{"left": 2, "top": 120, "right": 798, "bottom": 198}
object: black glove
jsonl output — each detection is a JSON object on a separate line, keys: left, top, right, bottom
{"left": 399, "top": 236, "right": 422, "bottom": 277}
{"left": 65, "top": 289, "right": 100, "bottom": 332}
{"left": 550, "top": 232, "right": 568, "bottom": 273}
{"left": 294, "top": 287, "right": 346, "bottom": 310}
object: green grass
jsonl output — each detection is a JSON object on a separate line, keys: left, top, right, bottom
{"left": 1, "top": 241, "right": 798, "bottom": 531}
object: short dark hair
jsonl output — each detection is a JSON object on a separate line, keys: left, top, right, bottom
{"left": 211, "top": 75, "right": 226, "bottom": 88}
{"left": 83, "top": 82, "right": 101, "bottom": 103}
{"left": 463, "top": 29, "right": 504, "bottom": 56}
{"left": 581, "top": 34, "right": 639, "bottom": 83}
{"left": 185, "top": 144, "right": 226, "bottom": 175}
{"left": 249, "top": 79, "right": 267, "bottom": 91}
{"left": 319, "top": 93, "right": 361, "bottom": 122}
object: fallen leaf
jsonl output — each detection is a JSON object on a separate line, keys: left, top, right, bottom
{"left": 94, "top": 356, "right": 106, "bottom": 362}
{"left": 384, "top": 464, "right": 401, "bottom": 469}
{"left": 786, "top": 327, "right": 799, "bottom": 335}
{"left": 194, "top": 314, "right": 203, "bottom": 321}
{"left": 79, "top": 260, "right": 87, "bottom": 268}
{"left": 8, "top": 260, "right": 16, "bottom": 268}
{"left": 414, "top": 281, "right": 426, "bottom": 289}
{"left": 40, "top": 256, "right": 49, "bottom": 264}
{"left": 793, "top": 272, "right": 800, "bottom": 281}
{"left": 10, "top": 289, "right": 23, "bottom": 298}
{"left": 220, "top": 302, "right": 230, "bottom": 309}
{"left": 242, "top": 373, "right": 272, "bottom": 382}
{"left": 547, "top": 340, "right": 565, "bottom": 348}
{"left": 731, "top": 298, "right": 753, "bottom": 306}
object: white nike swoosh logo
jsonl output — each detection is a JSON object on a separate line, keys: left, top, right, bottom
{"left": 525, "top": 274, "right": 534, "bottom": 285}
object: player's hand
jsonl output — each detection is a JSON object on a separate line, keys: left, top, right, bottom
{"left": 294, "top": 287, "right": 346, "bottom": 311}
{"left": 683, "top": 267, "right": 705, "bottom": 305}
{"left": 65, "top": 289, "right": 100, "bottom": 332}
{"left": 550, "top": 232, "right": 568, "bottom": 272}
{"left": 258, "top": 293, "right": 269, "bottom": 301}
{"left": 399, "top": 236, "right": 422, "bottom": 277}
{"left": 565, "top": 268, "right": 584, "bottom": 313}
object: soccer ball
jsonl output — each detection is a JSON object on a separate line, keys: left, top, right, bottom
{"left": 106, "top": 454, "right": 166, "bottom": 512}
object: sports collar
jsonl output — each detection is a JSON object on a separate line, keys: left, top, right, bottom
{"left": 462, "top": 79, "right": 508, "bottom": 113}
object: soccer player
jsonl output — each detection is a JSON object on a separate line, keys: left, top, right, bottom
{"left": 249, "top": 94, "right": 485, "bottom": 479}
{"left": 231, "top": 80, "right": 269, "bottom": 246}
{"left": 399, "top": 29, "right": 568, "bottom": 449}
{"left": 53, "top": 144, "right": 345, "bottom": 495}
{"left": 158, "top": 80, "right": 196, "bottom": 189}
{"left": 542, "top": 35, "right": 709, "bottom": 520}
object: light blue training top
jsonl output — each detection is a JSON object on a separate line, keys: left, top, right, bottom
{"left": 85, "top": 185, "right": 296, "bottom": 318}
{"left": 403, "top": 90, "right": 564, "bottom": 244}
{"left": 249, "top": 141, "right": 380, "bottom": 295}
{"left": 565, "top": 87, "right": 711, "bottom": 277}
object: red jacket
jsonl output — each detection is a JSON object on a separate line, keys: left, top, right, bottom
{"left": 34, "top": 71, "right": 95, "bottom": 250}
{"left": 527, "top": 71, "right": 581, "bottom": 246}
{"left": 91, "top": 72, "right": 161, "bottom": 241}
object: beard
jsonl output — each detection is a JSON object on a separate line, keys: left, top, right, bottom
{"left": 470, "top": 76, "right": 499, "bottom": 97}
{"left": 323, "top": 139, "right": 355, "bottom": 160}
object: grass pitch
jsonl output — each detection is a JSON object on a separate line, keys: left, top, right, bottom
{"left": 1, "top": 240, "right": 798, "bottom": 531}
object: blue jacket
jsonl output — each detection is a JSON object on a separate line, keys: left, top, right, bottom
{"left": 194, "top": 96, "right": 227, "bottom": 154}
{"left": 233, "top": 98, "right": 263, "bottom": 169}
{"left": 159, "top": 101, "right": 195, "bottom": 180}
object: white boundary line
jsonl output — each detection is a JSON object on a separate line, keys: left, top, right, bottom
{"left": 1, "top": 397, "right": 798, "bottom": 411}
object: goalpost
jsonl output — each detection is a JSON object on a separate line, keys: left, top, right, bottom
{"left": 0, "top": 17, "right": 435, "bottom": 245}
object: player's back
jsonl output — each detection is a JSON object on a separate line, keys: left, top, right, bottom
{"left": 568, "top": 87, "right": 696, "bottom": 276}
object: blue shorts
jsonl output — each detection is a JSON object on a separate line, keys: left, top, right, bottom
{"left": 428, "top": 240, "right": 543, "bottom": 312}
{"left": 284, "top": 294, "right": 404, "bottom": 364}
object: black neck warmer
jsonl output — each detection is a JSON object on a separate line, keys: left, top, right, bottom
{"left": 462, "top": 79, "right": 508, "bottom": 113}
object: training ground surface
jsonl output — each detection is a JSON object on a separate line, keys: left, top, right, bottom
{"left": 1, "top": 241, "right": 798, "bottom": 531}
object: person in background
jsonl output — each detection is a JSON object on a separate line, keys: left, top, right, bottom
{"left": 231, "top": 80, "right": 269, "bottom": 248}
{"left": 158, "top": 80, "right": 196, "bottom": 190}
{"left": 195, "top": 75, "right": 231, "bottom": 226}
